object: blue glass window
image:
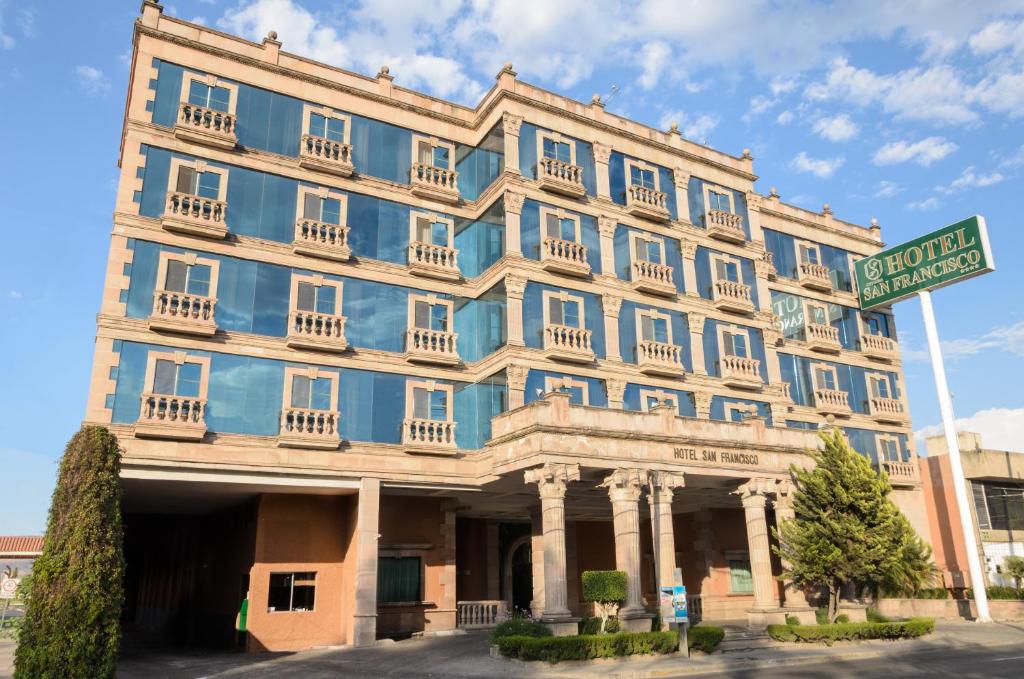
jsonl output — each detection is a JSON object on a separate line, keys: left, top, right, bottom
{"left": 544, "top": 213, "right": 577, "bottom": 241}
{"left": 414, "top": 215, "right": 450, "bottom": 246}
{"left": 640, "top": 315, "right": 669, "bottom": 343}
{"left": 870, "top": 376, "right": 891, "bottom": 399}
{"left": 629, "top": 165, "right": 655, "bottom": 189}
{"left": 548, "top": 297, "right": 580, "bottom": 327}
{"left": 709, "top": 190, "right": 731, "bottom": 212}
{"left": 296, "top": 282, "right": 337, "bottom": 315}
{"left": 153, "top": 359, "right": 201, "bottom": 397}
{"left": 417, "top": 140, "right": 450, "bottom": 169}
{"left": 636, "top": 238, "right": 662, "bottom": 264}
{"left": 715, "top": 258, "right": 740, "bottom": 283}
{"left": 807, "top": 303, "right": 828, "bottom": 325}
{"left": 174, "top": 165, "right": 220, "bottom": 199}
{"left": 723, "top": 330, "right": 748, "bottom": 358}
{"left": 291, "top": 375, "right": 333, "bottom": 410}
{"left": 865, "top": 314, "right": 885, "bottom": 336}
{"left": 543, "top": 137, "right": 572, "bottom": 163}
{"left": 799, "top": 243, "right": 821, "bottom": 265}
{"left": 814, "top": 366, "right": 837, "bottom": 390}
{"left": 879, "top": 437, "right": 900, "bottom": 462}
{"left": 414, "top": 300, "right": 449, "bottom": 331}
{"left": 164, "top": 260, "right": 211, "bottom": 297}
{"left": 413, "top": 387, "right": 448, "bottom": 420}
{"left": 309, "top": 113, "right": 346, "bottom": 142}
{"left": 302, "top": 194, "right": 342, "bottom": 225}
{"left": 187, "top": 80, "right": 231, "bottom": 112}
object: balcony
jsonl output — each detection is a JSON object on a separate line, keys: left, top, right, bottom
{"left": 536, "top": 157, "right": 586, "bottom": 197}
{"left": 705, "top": 210, "right": 745, "bottom": 243}
{"left": 806, "top": 323, "right": 841, "bottom": 353}
{"left": 631, "top": 261, "right": 676, "bottom": 297}
{"left": 637, "top": 340, "right": 685, "bottom": 378}
{"left": 402, "top": 418, "right": 457, "bottom": 455}
{"left": 712, "top": 280, "right": 755, "bottom": 314}
{"left": 286, "top": 310, "right": 348, "bottom": 353}
{"left": 408, "top": 242, "right": 461, "bottom": 281}
{"left": 719, "top": 355, "right": 763, "bottom": 390}
{"left": 298, "top": 134, "right": 354, "bottom": 177}
{"left": 457, "top": 600, "right": 509, "bottom": 629}
{"left": 148, "top": 289, "right": 216, "bottom": 336}
{"left": 162, "top": 192, "right": 228, "bottom": 239}
{"left": 410, "top": 163, "right": 459, "bottom": 203}
{"left": 797, "top": 262, "right": 832, "bottom": 291}
{"left": 868, "top": 396, "right": 908, "bottom": 424}
{"left": 134, "top": 393, "right": 207, "bottom": 441}
{"left": 173, "top": 101, "right": 237, "bottom": 150}
{"left": 625, "top": 185, "right": 670, "bottom": 222}
{"left": 882, "top": 460, "right": 919, "bottom": 487}
{"left": 278, "top": 408, "right": 341, "bottom": 449}
{"left": 543, "top": 324, "right": 595, "bottom": 363}
{"left": 540, "top": 237, "right": 590, "bottom": 277}
{"left": 406, "top": 328, "right": 460, "bottom": 366}
{"left": 292, "top": 219, "right": 351, "bottom": 262}
{"left": 814, "top": 388, "right": 852, "bottom": 417}
{"left": 861, "top": 334, "right": 898, "bottom": 362}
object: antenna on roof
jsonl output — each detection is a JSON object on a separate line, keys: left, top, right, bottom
{"left": 601, "top": 85, "right": 620, "bottom": 106}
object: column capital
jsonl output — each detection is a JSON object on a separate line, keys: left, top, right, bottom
{"left": 601, "top": 468, "right": 645, "bottom": 502}
{"left": 687, "top": 312, "right": 706, "bottom": 335}
{"left": 647, "top": 470, "right": 685, "bottom": 496}
{"left": 525, "top": 462, "right": 581, "bottom": 500}
{"left": 503, "top": 112, "right": 523, "bottom": 136}
{"left": 680, "top": 239, "right": 698, "bottom": 260}
{"left": 505, "top": 274, "right": 527, "bottom": 299}
{"left": 673, "top": 167, "right": 691, "bottom": 188}
{"left": 506, "top": 362, "right": 529, "bottom": 392}
{"left": 746, "top": 191, "right": 763, "bottom": 211}
{"left": 593, "top": 141, "right": 612, "bottom": 165}
{"left": 762, "top": 325, "right": 782, "bottom": 347}
{"left": 605, "top": 377, "right": 626, "bottom": 406}
{"left": 736, "top": 477, "right": 777, "bottom": 508}
{"left": 773, "top": 478, "right": 796, "bottom": 512}
{"left": 602, "top": 293, "right": 622, "bottom": 318}
{"left": 504, "top": 190, "right": 525, "bottom": 215}
{"left": 598, "top": 214, "right": 618, "bottom": 237}
{"left": 693, "top": 391, "right": 712, "bottom": 419}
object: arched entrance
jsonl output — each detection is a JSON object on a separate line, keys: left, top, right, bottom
{"left": 501, "top": 535, "right": 533, "bottom": 616}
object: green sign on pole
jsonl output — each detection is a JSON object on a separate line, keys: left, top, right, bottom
{"left": 854, "top": 215, "right": 995, "bottom": 310}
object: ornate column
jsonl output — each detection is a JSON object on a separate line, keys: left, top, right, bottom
{"left": 525, "top": 463, "right": 581, "bottom": 634}
{"left": 352, "top": 477, "right": 380, "bottom": 646}
{"left": 503, "top": 113, "right": 523, "bottom": 176}
{"left": 602, "top": 293, "right": 623, "bottom": 362}
{"left": 753, "top": 256, "right": 773, "bottom": 314}
{"left": 761, "top": 325, "right": 784, "bottom": 385}
{"left": 593, "top": 142, "right": 612, "bottom": 200}
{"left": 647, "top": 471, "right": 685, "bottom": 592}
{"left": 688, "top": 312, "right": 707, "bottom": 376}
{"left": 507, "top": 362, "right": 528, "bottom": 410}
{"left": 601, "top": 468, "right": 652, "bottom": 630}
{"left": 505, "top": 274, "right": 526, "bottom": 347}
{"left": 774, "top": 480, "right": 816, "bottom": 623}
{"left": 737, "top": 478, "right": 784, "bottom": 628}
{"left": 598, "top": 215, "right": 618, "bottom": 276}
{"left": 673, "top": 168, "right": 691, "bottom": 225}
{"left": 606, "top": 377, "right": 626, "bottom": 410}
{"left": 504, "top": 190, "right": 525, "bottom": 257}
{"left": 693, "top": 391, "right": 713, "bottom": 419}
{"left": 680, "top": 240, "right": 699, "bottom": 297}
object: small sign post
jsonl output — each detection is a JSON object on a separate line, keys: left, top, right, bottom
{"left": 855, "top": 215, "right": 996, "bottom": 623}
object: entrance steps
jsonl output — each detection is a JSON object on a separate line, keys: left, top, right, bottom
{"left": 715, "top": 623, "right": 777, "bottom": 654}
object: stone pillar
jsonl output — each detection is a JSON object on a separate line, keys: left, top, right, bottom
{"left": 753, "top": 256, "right": 773, "bottom": 314}
{"left": 602, "top": 468, "right": 653, "bottom": 631}
{"left": 486, "top": 520, "right": 500, "bottom": 600}
{"left": 647, "top": 471, "right": 685, "bottom": 592}
{"left": 352, "top": 477, "right": 380, "bottom": 646}
{"left": 503, "top": 113, "right": 522, "bottom": 176}
{"left": 437, "top": 500, "right": 458, "bottom": 631}
{"left": 505, "top": 274, "right": 526, "bottom": 347}
{"left": 525, "top": 463, "right": 582, "bottom": 635}
{"left": 529, "top": 507, "right": 544, "bottom": 618}
{"left": 694, "top": 391, "right": 712, "bottom": 419}
{"left": 688, "top": 312, "right": 707, "bottom": 376}
{"left": 506, "top": 362, "right": 528, "bottom": 410}
{"left": 593, "top": 142, "right": 612, "bottom": 201}
{"left": 602, "top": 293, "right": 623, "bottom": 362}
{"left": 598, "top": 215, "right": 617, "bottom": 276}
{"left": 769, "top": 402, "right": 789, "bottom": 428}
{"left": 761, "top": 326, "right": 783, "bottom": 385}
{"left": 673, "top": 168, "right": 691, "bottom": 225}
{"left": 737, "top": 478, "right": 784, "bottom": 628}
{"left": 606, "top": 377, "right": 626, "bottom": 410}
{"left": 745, "top": 191, "right": 765, "bottom": 243}
{"left": 680, "top": 240, "right": 698, "bottom": 297}
{"left": 504, "top": 190, "right": 525, "bottom": 257}
{"left": 774, "top": 481, "right": 816, "bottom": 623}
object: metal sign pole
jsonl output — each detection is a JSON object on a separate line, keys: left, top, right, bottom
{"left": 919, "top": 290, "right": 991, "bottom": 622}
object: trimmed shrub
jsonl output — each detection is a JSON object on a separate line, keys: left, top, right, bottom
{"left": 965, "top": 586, "right": 1024, "bottom": 600}
{"left": 767, "top": 618, "right": 935, "bottom": 644}
{"left": 498, "top": 631, "right": 679, "bottom": 663}
{"left": 687, "top": 625, "right": 725, "bottom": 653}
{"left": 582, "top": 570, "right": 628, "bottom": 634}
{"left": 786, "top": 615, "right": 800, "bottom": 626}
{"left": 605, "top": 617, "right": 620, "bottom": 633}
{"left": 490, "top": 618, "right": 552, "bottom": 643}
{"left": 577, "top": 616, "right": 619, "bottom": 635}
{"left": 913, "top": 587, "right": 950, "bottom": 599}
{"left": 815, "top": 608, "right": 829, "bottom": 625}
{"left": 866, "top": 607, "right": 890, "bottom": 623}
{"left": 835, "top": 614, "right": 850, "bottom": 624}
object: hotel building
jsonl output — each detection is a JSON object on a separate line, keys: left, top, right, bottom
{"left": 86, "top": 2, "right": 925, "bottom": 651}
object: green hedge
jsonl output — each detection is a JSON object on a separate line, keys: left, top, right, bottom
{"left": 498, "top": 631, "right": 679, "bottom": 663}
{"left": 966, "top": 586, "right": 1024, "bottom": 600}
{"left": 578, "top": 616, "right": 620, "bottom": 635}
{"left": 687, "top": 625, "right": 725, "bottom": 653}
{"left": 489, "top": 618, "right": 552, "bottom": 643}
{"left": 767, "top": 618, "right": 934, "bottom": 644}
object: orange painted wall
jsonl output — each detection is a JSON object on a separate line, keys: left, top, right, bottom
{"left": 920, "top": 456, "right": 972, "bottom": 587}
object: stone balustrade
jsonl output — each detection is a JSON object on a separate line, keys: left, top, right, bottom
{"left": 537, "top": 157, "right": 585, "bottom": 197}
{"left": 406, "top": 327, "right": 460, "bottom": 365}
{"left": 286, "top": 310, "right": 348, "bottom": 353}
{"left": 631, "top": 260, "right": 676, "bottom": 296}
{"left": 543, "top": 324, "right": 595, "bottom": 363}
{"left": 861, "top": 334, "right": 897, "bottom": 362}
{"left": 278, "top": 407, "right": 341, "bottom": 449}
{"left": 713, "top": 279, "right": 755, "bottom": 314}
{"left": 882, "top": 460, "right": 919, "bottom": 487}
{"left": 402, "top": 417, "right": 457, "bottom": 454}
{"left": 705, "top": 209, "right": 745, "bottom": 243}
{"left": 293, "top": 219, "right": 351, "bottom": 262}
{"left": 798, "top": 262, "right": 832, "bottom": 291}
{"left": 456, "top": 600, "right": 509, "bottom": 629}
{"left": 806, "top": 322, "right": 841, "bottom": 353}
{"left": 149, "top": 289, "right": 217, "bottom": 336}
{"left": 410, "top": 162, "right": 459, "bottom": 203}
{"left": 814, "top": 388, "right": 852, "bottom": 416}
{"left": 719, "top": 354, "right": 763, "bottom": 389}
{"left": 162, "top": 192, "right": 228, "bottom": 239}
{"left": 625, "top": 184, "right": 670, "bottom": 222}
{"left": 134, "top": 393, "right": 207, "bottom": 441}
{"left": 298, "top": 134, "right": 354, "bottom": 176}
{"left": 174, "top": 101, "right": 237, "bottom": 149}
{"left": 868, "top": 396, "right": 907, "bottom": 424}
{"left": 637, "top": 339, "right": 685, "bottom": 377}
{"left": 408, "top": 242, "right": 461, "bottom": 280}
{"left": 540, "top": 237, "right": 590, "bottom": 276}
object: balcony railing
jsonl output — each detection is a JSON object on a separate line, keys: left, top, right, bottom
{"left": 861, "top": 334, "right": 897, "bottom": 362}
{"left": 134, "top": 393, "right": 207, "bottom": 441}
{"left": 292, "top": 219, "right": 351, "bottom": 262}
{"left": 162, "top": 192, "right": 228, "bottom": 239}
{"left": 456, "top": 601, "right": 509, "bottom": 629}
{"left": 798, "top": 262, "right": 832, "bottom": 291}
{"left": 814, "top": 388, "right": 852, "bottom": 416}
{"left": 173, "top": 101, "right": 237, "bottom": 149}
{"left": 705, "top": 210, "right": 745, "bottom": 243}
{"left": 631, "top": 260, "right": 676, "bottom": 296}
{"left": 278, "top": 408, "right": 341, "bottom": 449}
{"left": 625, "top": 184, "right": 670, "bottom": 222}
{"left": 286, "top": 310, "right": 348, "bottom": 353}
{"left": 712, "top": 279, "right": 755, "bottom": 314}
{"left": 544, "top": 324, "right": 595, "bottom": 363}
{"left": 637, "top": 340, "right": 685, "bottom": 377}
{"left": 298, "top": 134, "right": 354, "bottom": 177}
{"left": 406, "top": 328, "right": 460, "bottom": 365}
{"left": 408, "top": 242, "right": 460, "bottom": 280}
{"left": 410, "top": 162, "right": 459, "bottom": 203}
{"left": 882, "top": 460, "right": 919, "bottom": 487}
{"left": 149, "top": 289, "right": 217, "bottom": 336}
{"left": 806, "top": 322, "right": 841, "bottom": 353}
{"left": 402, "top": 418, "right": 457, "bottom": 455}
{"left": 540, "top": 237, "right": 590, "bottom": 277}
{"left": 719, "top": 355, "right": 762, "bottom": 389}
{"left": 536, "top": 157, "right": 585, "bottom": 197}
{"left": 868, "top": 396, "right": 907, "bottom": 424}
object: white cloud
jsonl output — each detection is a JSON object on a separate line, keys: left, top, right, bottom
{"left": 903, "top": 321, "right": 1024, "bottom": 362}
{"left": 8, "top": 290, "right": 22, "bottom": 299}
{"left": 969, "top": 19, "right": 1024, "bottom": 59}
{"left": 789, "top": 151, "right": 844, "bottom": 178}
{"left": 775, "top": 110, "right": 794, "bottom": 125}
{"left": 935, "top": 166, "right": 1005, "bottom": 194}
{"left": 0, "top": 5, "right": 35, "bottom": 48}
{"left": 74, "top": 65, "right": 110, "bottom": 95}
{"left": 657, "top": 110, "right": 718, "bottom": 141}
{"left": 907, "top": 196, "right": 941, "bottom": 211}
{"left": 746, "top": 94, "right": 777, "bottom": 118}
{"left": 812, "top": 113, "right": 858, "bottom": 141}
{"left": 872, "top": 137, "right": 958, "bottom": 166}
{"left": 638, "top": 41, "right": 671, "bottom": 91}
{"left": 915, "top": 407, "right": 1024, "bottom": 454}
{"left": 1000, "top": 143, "right": 1024, "bottom": 168}
{"left": 218, "top": 0, "right": 350, "bottom": 69}
{"left": 770, "top": 75, "right": 799, "bottom": 95}
{"left": 874, "top": 180, "right": 903, "bottom": 198}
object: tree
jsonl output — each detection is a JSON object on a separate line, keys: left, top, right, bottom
{"left": 773, "top": 429, "right": 933, "bottom": 622}
{"left": 1004, "top": 556, "right": 1024, "bottom": 593}
{"left": 581, "top": 570, "right": 627, "bottom": 633}
{"left": 15, "top": 426, "right": 124, "bottom": 679}
{"left": 874, "top": 514, "right": 938, "bottom": 598}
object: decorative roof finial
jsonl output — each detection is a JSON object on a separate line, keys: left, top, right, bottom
{"left": 741, "top": 148, "right": 752, "bottom": 160}
{"left": 822, "top": 203, "right": 833, "bottom": 216}
{"left": 267, "top": 30, "right": 278, "bottom": 41}
{"left": 668, "top": 122, "right": 680, "bottom": 135}
{"left": 769, "top": 186, "right": 779, "bottom": 199}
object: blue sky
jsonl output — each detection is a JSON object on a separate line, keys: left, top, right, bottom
{"left": 2, "top": 0, "right": 1023, "bottom": 534}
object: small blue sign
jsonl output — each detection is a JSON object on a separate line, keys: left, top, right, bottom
{"left": 672, "top": 585, "right": 688, "bottom": 622}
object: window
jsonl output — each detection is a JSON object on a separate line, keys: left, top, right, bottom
{"left": 409, "top": 295, "right": 453, "bottom": 332}
{"left": 979, "top": 482, "right": 1024, "bottom": 532}
{"left": 638, "top": 310, "right": 671, "bottom": 344}
{"left": 703, "top": 184, "right": 735, "bottom": 213}
{"left": 167, "top": 159, "right": 227, "bottom": 202}
{"left": 798, "top": 241, "right": 821, "bottom": 265}
{"left": 153, "top": 359, "right": 201, "bottom": 397}
{"left": 728, "top": 559, "right": 754, "bottom": 593}
{"left": 378, "top": 557, "right": 422, "bottom": 604}
{"left": 868, "top": 374, "right": 892, "bottom": 399}
{"left": 289, "top": 373, "right": 333, "bottom": 411}
{"left": 295, "top": 279, "right": 339, "bottom": 315}
{"left": 631, "top": 233, "right": 665, "bottom": 264}
{"left": 406, "top": 380, "right": 453, "bottom": 422}
{"left": 540, "top": 207, "right": 581, "bottom": 242}
{"left": 639, "top": 388, "right": 676, "bottom": 412}
{"left": 726, "top": 403, "right": 758, "bottom": 422}
{"left": 546, "top": 294, "right": 583, "bottom": 328}
{"left": 544, "top": 376, "right": 590, "bottom": 405}
{"left": 182, "top": 74, "right": 236, "bottom": 113}
{"left": 156, "top": 253, "right": 219, "bottom": 298}
{"left": 538, "top": 130, "right": 576, "bottom": 165}
{"left": 864, "top": 313, "right": 888, "bottom": 337}
{"left": 720, "top": 327, "right": 750, "bottom": 358}
{"left": 877, "top": 435, "right": 902, "bottom": 462}
{"left": 413, "top": 136, "right": 454, "bottom": 170}
{"left": 301, "top": 191, "right": 343, "bottom": 225}
{"left": 629, "top": 163, "right": 656, "bottom": 190}
{"left": 410, "top": 212, "right": 454, "bottom": 248}
{"left": 805, "top": 301, "right": 828, "bottom": 326}
{"left": 812, "top": 363, "right": 838, "bottom": 391}
{"left": 267, "top": 572, "right": 316, "bottom": 612}
{"left": 713, "top": 255, "right": 742, "bottom": 284}
{"left": 303, "top": 106, "right": 351, "bottom": 144}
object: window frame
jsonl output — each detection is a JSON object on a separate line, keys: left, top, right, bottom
{"left": 635, "top": 307, "right": 674, "bottom": 345}
{"left": 638, "top": 388, "right": 676, "bottom": 412}
{"left": 376, "top": 551, "right": 426, "bottom": 605}
{"left": 810, "top": 361, "right": 840, "bottom": 391}
{"left": 408, "top": 210, "right": 455, "bottom": 249}
{"left": 803, "top": 299, "right": 830, "bottom": 327}
{"left": 624, "top": 158, "right": 661, "bottom": 192}
{"left": 295, "top": 185, "right": 348, "bottom": 227}
{"left": 726, "top": 402, "right": 759, "bottom": 423}
{"left": 796, "top": 240, "right": 823, "bottom": 266}
{"left": 710, "top": 252, "right": 744, "bottom": 286}
{"left": 290, "top": 273, "right": 343, "bottom": 317}
{"left": 538, "top": 206, "right": 582, "bottom": 243}
{"left": 166, "top": 158, "right": 229, "bottom": 202}
{"left": 410, "top": 134, "right": 456, "bottom": 170}
{"left": 155, "top": 251, "right": 220, "bottom": 298}
{"left": 178, "top": 72, "right": 238, "bottom": 114}
{"left": 405, "top": 379, "right": 454, "bottom": 422}
{"left": 724, "top": 551, "right": 754, "bottom": 594}
{"left": 301, "top": 104, "right": 352, "bottom": 145}
{"left": 866, "top": 373, "right": 893, "bottom": 400}
{"left": 142, "top": 350, "right": 211, "bottom": 400}
{"left": 407, "top": 293, "right": 454, "bottom": 332}
{"left": 267, "top": 571, "right": 317, "bottom": 613}
{"left": 876, "top": 434, "right": 903, "bottom": 463}
{"left": 282, "top": 366, "right": 339, "bottom": 413}
{"left": 536, "top": 129, "right": 577, "bottom": 165}
{"left": 544, "top": 376, "right": 591, "bottom": 405}
{"left": 716, "top": 324, "right": 752, "bottom": 359}
{"left": 702, "top": 183, "right": 735, "bottom": 214}
{"left": 629, "top": 231, "right": 667, "bottom": 267}
{"left": 541, "top": 290, "right": 587, "bottom": 329}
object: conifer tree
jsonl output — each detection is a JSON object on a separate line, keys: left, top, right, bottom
{"left": 15, "top": 426, "right": 124, "bottom": 679}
